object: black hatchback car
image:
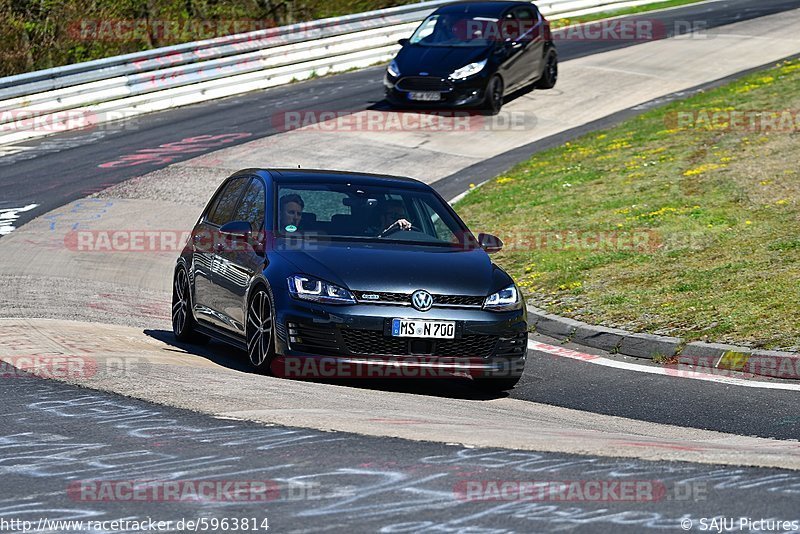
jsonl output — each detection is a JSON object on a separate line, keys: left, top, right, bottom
{"left": 172, "top": 169, "right": 528, "bottom": 391}
{"left": 384, "top": 1, "right": 557, "bottom": 113}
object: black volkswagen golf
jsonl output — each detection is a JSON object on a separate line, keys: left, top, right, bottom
{"left": 384, "top": 1, "right": 557, "bottom": 113}
{"left": 172, "top": 169, "right": 528, "bottom": 391}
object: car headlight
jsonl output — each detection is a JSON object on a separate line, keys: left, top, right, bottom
{"left": 450, "top": 59, "right": 487, "bottom": 80}
{"left": 387, "top": 60, "right": 400, "bottom": 77}
{"left": 287, "top": 275, "right": 356, "bottom": 305}
{"left": 484, "top": 284, "right": 521, "bottom": 311}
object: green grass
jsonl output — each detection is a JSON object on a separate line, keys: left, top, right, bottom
{"left": 455, "top": 59, "right": 800, "bottom": 350}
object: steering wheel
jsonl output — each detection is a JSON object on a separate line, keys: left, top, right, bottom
{"left": 379, "top": 223, "right": 423, "bottom": 238}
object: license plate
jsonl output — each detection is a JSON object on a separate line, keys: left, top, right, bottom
{"left": 408, "top": 91, "right": 442, "bottom": 102}
{"left": 391, "top": 319, "right": 455, "bottom": 339}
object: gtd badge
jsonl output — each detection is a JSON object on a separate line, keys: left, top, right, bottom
{"left": 411, "top": 290, "right": 433, "bottom": 311}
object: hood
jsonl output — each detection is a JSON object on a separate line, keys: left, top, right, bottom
{"left": 273, "top": 240, "right": 512, "bottom": 296}
{"left": 395, "top": 45, "right": 491, "bottom": 78}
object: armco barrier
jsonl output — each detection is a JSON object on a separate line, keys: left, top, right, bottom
{"left": 0, "top": 0, "right": 682, "bottom": 146}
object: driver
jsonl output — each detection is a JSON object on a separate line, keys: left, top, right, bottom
{"left": 279, "top": 194, "right": 304, "bottom": 230}
{"left": 371, "top": 199, "right": 413, "bottom": 236}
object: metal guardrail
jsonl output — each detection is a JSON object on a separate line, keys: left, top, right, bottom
{"left": 0, "top": 0, "right": 675, "bottom": 145}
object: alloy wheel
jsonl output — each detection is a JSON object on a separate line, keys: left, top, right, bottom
{"left": 247, "top": 289, "right": 274, "bottom": 368}
{"left": 172, "top": 269, "right": 190, "bottom": 336}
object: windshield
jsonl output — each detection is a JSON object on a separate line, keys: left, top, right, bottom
{"left": 409, "top": 14, "right": 501, "bottom": 47}
{"left": 276, "top": 182, "right": 472, "bottom": 247}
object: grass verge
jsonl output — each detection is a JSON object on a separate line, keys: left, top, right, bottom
{"left": 455, "top": 58, "right": 800, "bottom": 350}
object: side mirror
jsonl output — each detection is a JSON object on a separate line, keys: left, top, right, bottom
{"left": 398, "top": 38, "right": 410, "bottom": 47}
{"left": 219, "top": 220, "right": 252, "bottom": 238}
{"left": 478, "top": 232, "right": 503, "bottom": 253}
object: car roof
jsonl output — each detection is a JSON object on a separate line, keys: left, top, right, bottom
{"left": 246, "top": 168, "right": 432, "bottom": 191}
{"left": 433, "top": 1, "right": 534, "bottom": 16}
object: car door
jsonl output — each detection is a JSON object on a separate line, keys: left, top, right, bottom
{"left": 213, "top": 176, "right": 267, "bottom": 334}
{"left": 496, "top": 9, "right": 528, "bottom": 91}
{"left": 513, "top": 6, "right": 544, "bottom": 85}
{"left": 192, "top": 176, "right": 248, "bottom": 329}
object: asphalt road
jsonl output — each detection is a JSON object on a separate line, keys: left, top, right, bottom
{"left": 3, "top": 0, "right": 800, "bottom": 229}
{"left": 2, "top": 3, "right": 800, "bottom": 525}
{"left": 2, "top": 375, "right": 799, "bottom": 534}
{"left": 149, "top": 329, "right": 800, "bottom": 442}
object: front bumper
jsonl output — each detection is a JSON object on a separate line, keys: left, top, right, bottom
{"left": 383, "top": 72, "right": 490, "bottom": 109}
{"left": 272, "top": 298, "right": 527, "bottom": 379}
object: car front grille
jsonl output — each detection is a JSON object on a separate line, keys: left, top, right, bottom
{"left": 396, "top": 76, "right": 453, "bottom": 92}
{"left": 433, "top": 294, "right": 485, "bottom": 307}
{"left": 494, "top": 332, "right": 528, "bottom": 357}
{"left": 341, "top": 329, "right": 498, "bottom": 358}
{"left": 287, "top": 322, "right": 341, "bottom": 353}
{"left": 353, "top": 291, "right": 483, "bottom": 308}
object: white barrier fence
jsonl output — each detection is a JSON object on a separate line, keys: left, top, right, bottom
{"left": 0, "top": 0, "right": 677, "bottom": 145}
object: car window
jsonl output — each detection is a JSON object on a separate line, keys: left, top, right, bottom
{"left": 234, "top": 178, "right": 266, "bottom": 231}
{"left": 502, "top": 11, "right": 521, "bottom": 41}
{"left": 414, "top": 198, "right": 460, "bottom": 244}
{"left": 411, "top": 15, "right": 439, "bottom": 42}
{"left": 514, "top": 7, "right": 540, "bottom": 41}
{"left": 515, "top": 7, "right": 536, "bottom": 21}
{"left": 409, "top": 13, "right": 501, "bottom": 47}
{"left": 276, "top": 182, "right": 470, "bottom": 247}
{"left": 207, "top": 177, "right": 248, "bottom": 226}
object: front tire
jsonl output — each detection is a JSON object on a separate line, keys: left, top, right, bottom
{"left": 246, "top": 287, "right": 276, "bottom": 373}
{"left": 172, "top": 267, "right": 209, "bottom": 344}
{"left": 482, "top": 76, "right": 504, "bottom": 115}
{"left": 535, "top": 49, "right": 558, "bottom": 89}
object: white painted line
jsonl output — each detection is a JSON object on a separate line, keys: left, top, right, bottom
{"left": 0, "top": 204, "right": 39, "bottom": 235}
{"left": 528, "top": 339, "right": 800, "bottom": 391}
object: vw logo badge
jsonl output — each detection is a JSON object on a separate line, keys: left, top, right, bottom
{"left": 411, "top": 290, "right": 433, "bottom": 311}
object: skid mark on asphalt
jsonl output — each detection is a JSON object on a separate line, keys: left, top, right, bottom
{"left": 3, "top": 380, "right": 800, "bottom": 532}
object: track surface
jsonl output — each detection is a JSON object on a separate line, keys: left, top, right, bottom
{"left": 3, "top": 376, "right": 800, "bottom": 533}
{"left": 3, "top": 0, "right": 800, "bottom": 229}
{"left": 2, "top": 0, "right": 799, "bottom": 442}
{"left": 2, "top": 3, "right": 800, "bottom": 528}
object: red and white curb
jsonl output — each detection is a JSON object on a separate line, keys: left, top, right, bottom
{"left": 529, "top": 339, "right": 800, "bottom": 391}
